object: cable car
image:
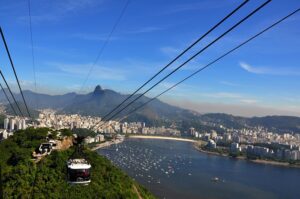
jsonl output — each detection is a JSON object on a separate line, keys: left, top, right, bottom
{"left": 67, "top": 158, "right": 91, "bottom": 185}
{"left": 39, "top": 143, "right": 52, "bottom": 155}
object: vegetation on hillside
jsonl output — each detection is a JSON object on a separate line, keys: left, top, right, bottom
{"left": 0, "top": 128, "right": 155, "bottom": 198}
{"left": 72, "top": 128, "right": 96, "bottom": 137}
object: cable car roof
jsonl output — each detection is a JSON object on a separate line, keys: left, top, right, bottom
{"left": 68, "top": 159, "right": 91, "bottom": 169}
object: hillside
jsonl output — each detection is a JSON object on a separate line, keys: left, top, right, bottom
{"left": 61, "top": 85, "right": 192, "bottom": 123}
{"left": 0, "top": 128, "right": 155, "bottom": 198}
{"left": 198, "top": 113, "right": 300, "bottom": 134}
{"left": 4, "top": 101, "right": 39, "bottom": 118}
{"left": 0, "top": 89, "right": 77, "bottom": 109}
{"left": 0, "top": 85, "right": 194, "bottom": 125}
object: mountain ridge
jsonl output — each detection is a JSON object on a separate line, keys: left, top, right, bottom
{"left": 1, "top": 85, "right": 300, "bottom": 134}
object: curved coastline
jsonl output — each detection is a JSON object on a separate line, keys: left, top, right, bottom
{"left": 193, "top": 144, "right": 300, "bottom": 169}
{"left": 126, "top": 135, "right": 300, "bottom": 169}
{"left": 128, "top": 135, "right": 197, "bottom": 143}
{"left": 91, "top": 139, "right": 123, "bottom": 151}
{"left": 97, "top": 134, "right": 300, "bottom": 199}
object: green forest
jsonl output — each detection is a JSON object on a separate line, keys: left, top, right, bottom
{"left": 0, "top": 128, "right": 155, "bottom": 198}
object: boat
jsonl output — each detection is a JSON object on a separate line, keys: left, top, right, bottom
{"left": 211, "top": 177, "right": 220, "bottom": 182}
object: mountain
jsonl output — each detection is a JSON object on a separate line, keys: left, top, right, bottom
{"left": 1, "top": 85, "right": 300, "bottom": 134}
{"left": 196, "top": 113, "right": 300, "bottom": 134}
{"left": 4, "top": 101, "right": 39, "bottom": 118}
{"left": 62, "top": 85, "right": 193, "bottom": 123}
{"left": 249, "top": 116, "right": 300, "bottom": 133}
{"left": 0, "top": 85, "right": 194, "bottom": 123}
{"left": 0, "top": 89, "right": 77, "bottom": 109}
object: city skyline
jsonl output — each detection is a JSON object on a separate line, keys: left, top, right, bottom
{"left": 0, "top": 0, "right": 299, "bottom": 117}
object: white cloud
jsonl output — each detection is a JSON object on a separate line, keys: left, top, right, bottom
{"left": 239, "top": 99, "right": 258, "bottom": 104}
{"left": 120, "top": 58, "right": 167, "bottom": 74}
{"left": 165, "top": 57, "right": 203, "bottom": 71}
{"left": 282, "top": 97, "right": 300, "bottom": 103}
{"left": 123, "top": 26, "right": 163, "bottom": 34}
{"left": 18, "top": 0, "right": 104, "bottom": 24}
{"left": 5, "top": 79, "right": 34, "bottom": 93}
{"left": 220, "top": 81, "right": 241, "bottom": 87}
{"left": 201, "top": 92, "right": 259, "bottom": 105}
{"left": 158, "top": 82, "right": 176, "bottom": 89}
{"left": 163, "top": 0, "right": 228, "bottom": 14}
{"left": 203, "top": 92, "right": 242, "bottom": 99}
{"left": 239, "top": 62, "right": 300, "bottom": 76}
{"left": 239, "top": 62, "right": 267, "bottom": 74}
{"left": 6, "top": 79, "right": 68, "bottom": 95}
{"left": 160, "top": 47, "right": 180, "bottom": 56}
{"left": 59, "top": 0, "right": 101, "bottom": 12}
{"left": 71, "top": 33, "right": 119, "bottom": 41}
{"left": 48, "top": 62, "right": 127, "bottom": 81}
{"left": 162, "top": 90, "right": 260, "bottom": 106}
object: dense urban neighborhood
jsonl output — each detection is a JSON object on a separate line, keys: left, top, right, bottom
{"left": 1, "top": 109, "right": 300, "bottom": 164}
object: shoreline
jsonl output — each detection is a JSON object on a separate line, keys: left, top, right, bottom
{"left": 128, "top": 135, "right": 197, "bottom": 143}
{"left": 91, "top": 139, "right": 124, "bottom": 151}
{"left": 194, "top": 145, "right": 300, "bottom": 169}
{"left": 93, "top": 135, "right": 300, "bottom": 169}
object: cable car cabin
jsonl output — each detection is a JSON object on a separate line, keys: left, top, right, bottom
{"left": 67, "top": 159, "right": 91, "bottom": 185}
{"left": 39, "top": 143, "right": 52, "bottom": 155}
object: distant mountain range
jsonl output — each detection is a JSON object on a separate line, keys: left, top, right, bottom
{"left": 1, "top": 85, "right": 300, "bottom": 134}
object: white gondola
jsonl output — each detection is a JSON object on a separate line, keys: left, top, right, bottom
{"left": 39, "top": 143, "right": 52, "bottom": 155}
{"left": 67, "top": 159, "right": 91, "bottom": 185}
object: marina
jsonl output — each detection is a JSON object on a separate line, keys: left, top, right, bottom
{"left": 98, "top": 138, "right": 300, "bottom": 199}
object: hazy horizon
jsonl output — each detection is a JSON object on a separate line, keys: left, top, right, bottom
{"left": 4, "top": 85, "right": 300, "bottom": 118}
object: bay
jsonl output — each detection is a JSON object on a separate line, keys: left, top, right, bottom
{"left": 97, "top": 138, "right": 300, "bottom": 199}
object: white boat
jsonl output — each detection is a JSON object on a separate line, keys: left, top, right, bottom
{"left": 211, "top": 177, "right": 220, "bottom": 182}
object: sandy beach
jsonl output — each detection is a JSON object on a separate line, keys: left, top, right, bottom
{"left": 91, "top": 139, "right": 123, "bottom": 151}
{"left": 129, "top": 135, "right": 197, "bottom": 143}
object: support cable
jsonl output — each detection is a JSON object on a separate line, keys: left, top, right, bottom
{"left": 92, "top": 0, "right": 271, "bottom": 129}
{"left": 100, "top": 0, "right": 250, "bottom": 121}
{"left": 0, "top": 70, "right": 24, "bottom": 117}
{"left": 115, "top": 8, "right": 300, "bottom": 124}
{"left": 27, "top": 0, "right": 39, "bottom": 110}
{"left": 0, "top": 28, "right": 31, "bottom": 118}
{"left": 0, "top": 83, "right": 18, "bottom": 116}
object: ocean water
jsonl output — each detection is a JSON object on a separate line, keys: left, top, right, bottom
{"left": 97, "top": 138, "right": 300, "bottom": 199}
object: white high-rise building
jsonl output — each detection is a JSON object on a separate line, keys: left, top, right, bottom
{"left": 2, "top": 130, "right": 8, "bottom": 139}
{"left": 17, "top": 119, "right": 22, "bottom": 130}
{"left": 9, "top": 118, "right": 15, "bottom": 131}
{"left": 4, "top": 118, "right": 9, "bottom": 129}
{"left": 21, "top": 119, "right": 26, "bottom": 130}
{"left": 189, "top": 127, "right": 195, "bottom": 136}
{"left": 39, "top": 113, "right": 44, "bottom": 119}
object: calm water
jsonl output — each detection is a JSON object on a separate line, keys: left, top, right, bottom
{"left": 97, "top": 138, "right": 300, "bottom": 199}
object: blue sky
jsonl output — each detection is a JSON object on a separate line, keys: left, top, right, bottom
{"left": 0, "top": 0, "right": 299, "bottom": 116}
